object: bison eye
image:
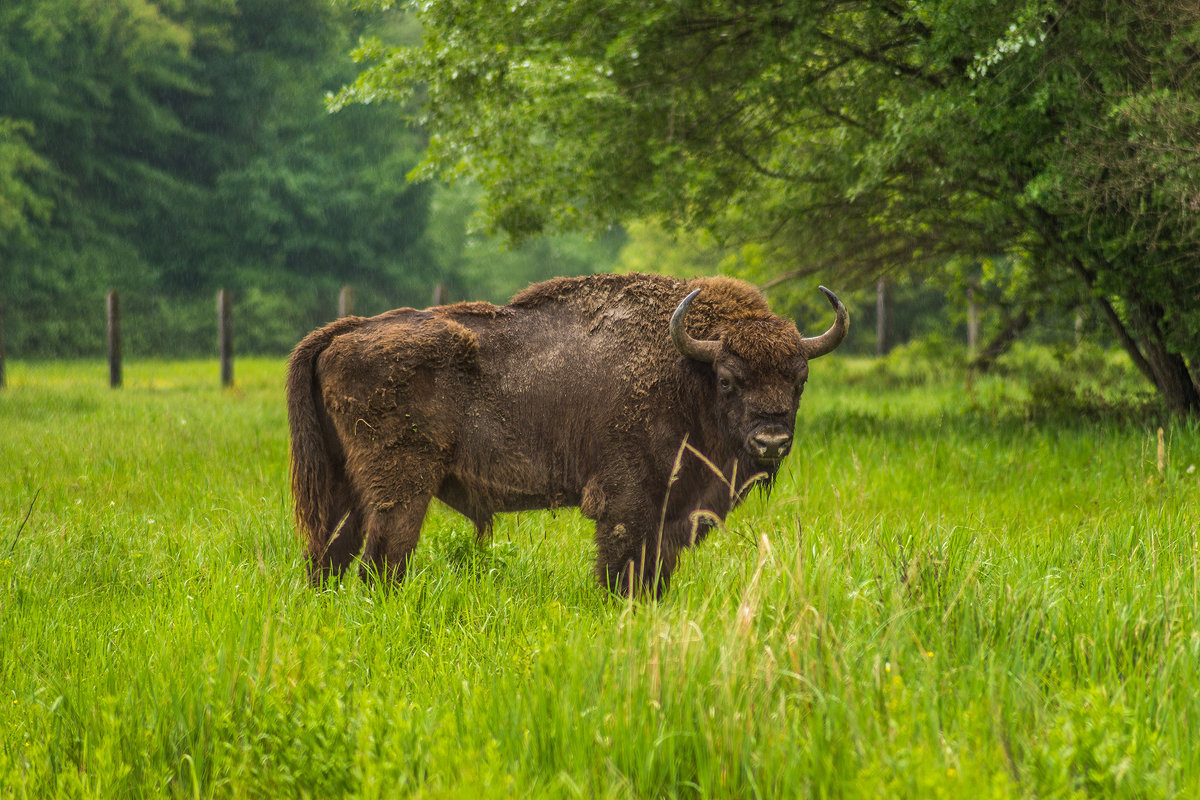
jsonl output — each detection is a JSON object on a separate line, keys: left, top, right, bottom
{"left": 718, "top": 376, "right": 734, "bottom": 394}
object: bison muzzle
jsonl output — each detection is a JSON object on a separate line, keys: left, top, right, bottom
{"left": 287, "top": 272, "right": 847, "bottom": 597}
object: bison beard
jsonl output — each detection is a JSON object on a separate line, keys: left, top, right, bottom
{"left": 286, "top": 272, "right": 847, "bottom": 598}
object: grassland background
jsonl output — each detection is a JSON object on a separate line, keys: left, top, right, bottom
{"left": 1, "top": 355, "right": 1198, "bottom": 798}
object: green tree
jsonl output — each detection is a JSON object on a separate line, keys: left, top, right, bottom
{"left": 0, "top": 119, "right": 49, "bottom": 238}
{"left": 338, "top": 0, "right": 1200, "bottom": 414}
{"left": 423, "top": 180, "right": 625, "bottom": 303}
{"left": 0, "top": 1, "right": 436, "bottom": 357}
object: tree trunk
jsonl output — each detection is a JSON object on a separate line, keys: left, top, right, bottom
{"left": 1125, "top": 298, "right": 1200, "bottom": 416}
{"left": 970, "top": 308, "right": 1030, "bottom": 372}
{"left": 1144, "top": 348, "right": 1200, "bottom": 415}
{"left": 1069, "top": 258, "right": 1200, "bottom": 415}
{"left": 875, "top": 278, "right": 889, "bottom": 357}
{"left": 1026, "top": 207, "right": 1200, "bottom": 416}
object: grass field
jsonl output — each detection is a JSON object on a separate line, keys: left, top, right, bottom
{"left": 1, "top": 355, "right": 1198, "bottom": 798}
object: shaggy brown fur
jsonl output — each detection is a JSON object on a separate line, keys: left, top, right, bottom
{"left": 287, "top": 272, "right": 847, "bottom": 597}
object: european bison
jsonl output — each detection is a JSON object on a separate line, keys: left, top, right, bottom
{"left": 287, "top": 272, "right": 847, "bottom": 597}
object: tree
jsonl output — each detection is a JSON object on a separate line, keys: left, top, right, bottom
{"left": 0, "top": 119, "right": 48, "bottom": 238}
{"left": 422, "top": 181, "right": 625, "bottom": 303}
{"left": 338, "top": 0, "right": 1200, "bottom": 414}
{"left": 0, "top": 1, "right": 437, "bottom": 356}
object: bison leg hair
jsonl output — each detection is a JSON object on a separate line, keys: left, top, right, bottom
{"left": 309, "top": 507, "right": 364, "bottom": 586}
{"left": 473, "top": 516, "right": 493, "bottom": 544}
{"left": 594, "top": 520, "right": 683, "bottom": 600}
{"left": 358, "top": 493, "right": 434, "bottom": 584}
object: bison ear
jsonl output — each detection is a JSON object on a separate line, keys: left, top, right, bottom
{"left": 670, "top": 289, "right": 721, "bottom": 363}
{"left": 800, "top": 286, "right": 849, "bottom": 359}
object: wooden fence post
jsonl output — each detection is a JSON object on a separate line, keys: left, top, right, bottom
{"left": 338, "top": 284, "right": 354, "bottom": 318}
{"left": 218, "top": 289, "right": 233, "bottom": 387}
{"left": 107, "top": 290, "right": 122, "bottom": 388}
{"left": 0, "top": 300, "right": 6, "bottom": 390}
{"left": 432, "top": 283, "right": 446, "bottom": 307}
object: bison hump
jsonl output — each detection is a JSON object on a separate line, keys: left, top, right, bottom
{"left": 382, "top": 315, "right": 480, "bottom": 371}
{"left": 320, "top": 313, "right": 481, "bottom": 386}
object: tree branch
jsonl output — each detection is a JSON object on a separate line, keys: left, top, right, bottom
{"left": 815, "top": 30, "right": 942, "bottom": 88}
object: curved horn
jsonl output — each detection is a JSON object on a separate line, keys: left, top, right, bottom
{"left": 801, "top": 286, "right": 850, "bottom": 359}
{"left": 670, "top": 288, "right": 721, "bottom": 364}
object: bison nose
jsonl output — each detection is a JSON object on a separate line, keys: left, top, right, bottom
{"left": 751, "top": 431, "right": 792, "bottom": 461}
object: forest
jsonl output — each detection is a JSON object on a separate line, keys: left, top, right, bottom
{"left": 2, "top": 0, "right": 1199, "bottom": 414}
{"left": 0, "top": 0, "right": 622, "bottom": 358}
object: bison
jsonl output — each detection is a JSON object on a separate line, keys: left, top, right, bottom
{"left": 287, "top": 272, "right": 847, "bottom": 597}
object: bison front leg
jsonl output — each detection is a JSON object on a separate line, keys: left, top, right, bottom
{"left": 594, "top": 520, "right": 680, "bottom": 600}
{"left": 359, "top": 494, "right": 434, "bottom": 584}
{"left": 341, "top": 439, "right": 448, "bottom": 585}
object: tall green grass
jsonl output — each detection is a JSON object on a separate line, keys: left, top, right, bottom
{"left": 1, "top": 357, "right": 1197, "bottom": 798}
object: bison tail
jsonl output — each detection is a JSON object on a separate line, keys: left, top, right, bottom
{"left": 285, "top": 317, "right": 363, "bottom": 577}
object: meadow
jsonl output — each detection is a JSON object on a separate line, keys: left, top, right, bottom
{"left": 1, "top": 354, "right": 1197, "bottom": 798}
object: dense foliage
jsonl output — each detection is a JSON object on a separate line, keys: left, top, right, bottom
{"left": 0, "top": 1, "right": 432, "bottom": 355}
{"left": 0, "top": 1, "right": 620, "bottom": 358}
{"left": 338, "top": 0, "right": 1200, "bottom": 413}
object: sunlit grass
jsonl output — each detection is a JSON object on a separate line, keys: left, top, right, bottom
{"left": 2, "top": 357, "right": 1197, "bottom": 797}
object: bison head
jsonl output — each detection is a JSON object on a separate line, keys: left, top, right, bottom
{"left": 670, "top": 286, "right": 848, "bottom": 472}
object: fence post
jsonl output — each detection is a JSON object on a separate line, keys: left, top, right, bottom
{"left": 338, "top": 284, "right": 354, "bottom": 318}
{"left": 107, "top": 290, "right": 122, "bottom": 388}
{"left": 0, "top": 300, "right": 6, "bottom": 390}
{"left": 967, "top": 278, "right": 980, "bottom": 356}
{"left": 432, "top": 283, "right": 446, "bottom": 307}
{"left": 218, "top": 289, "right": 233, "bottom": 387}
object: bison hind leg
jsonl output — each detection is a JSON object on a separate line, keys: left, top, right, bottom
{"left": 472, "top": 515, "right": 493, "bottom": 544}
{"left": 308, "top": 508, "right": 364, "bottom": 586}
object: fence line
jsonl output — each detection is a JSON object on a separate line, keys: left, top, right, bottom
{"left": 0, "top": 281, "right": 1004, "bottom": 390}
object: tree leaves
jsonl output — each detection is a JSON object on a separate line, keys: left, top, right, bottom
{"left": 342, "top": 0, "right": 1200, "bottom": 411}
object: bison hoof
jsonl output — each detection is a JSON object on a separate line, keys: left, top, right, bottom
{"left": 600, "top": 560, "right": 669, "bottom": 600}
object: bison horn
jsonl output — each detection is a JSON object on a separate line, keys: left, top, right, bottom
{"left": 800, "top": 286, "right": 850, "bottom": 359}
{"left": 670, "top": 289, "right": 721, "bottom": 364}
